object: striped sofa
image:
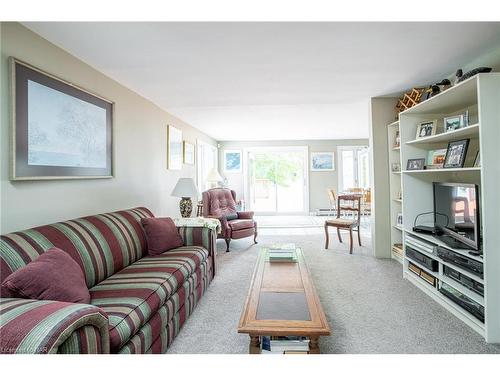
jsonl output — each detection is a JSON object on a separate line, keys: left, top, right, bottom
{"left": 0, "top": 207, "right": 217, "bottom": 354}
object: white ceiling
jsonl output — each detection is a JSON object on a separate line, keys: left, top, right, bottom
{"left": 23, "top": 22, "right": 500, "bottom": 141}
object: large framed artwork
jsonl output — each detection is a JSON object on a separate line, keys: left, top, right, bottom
{"left": 311, "top": 152, "right": 335, "bottom": 171}
{"left": 10, "top": 58, "right": 114, "bottom": 180}
{"left": 167, "top": 125, "right": 183, "bottom": 170}
{"left": 224, "top": 150, "right": 242, "bottom": 173}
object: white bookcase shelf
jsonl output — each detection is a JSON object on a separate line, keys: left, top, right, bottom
{"left": 387, "top": 120, "right": 403, "bottom": 262}
{"left": 396, "top": 73, "right": 500, "bottom": 343}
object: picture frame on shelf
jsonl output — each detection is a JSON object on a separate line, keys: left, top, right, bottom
{"left": 406, "top": 158, "right": 426, "bottom": 171}
{"left": 183, "top": 141, "right": 195, "bottom": 165}
{"left": 311, "top": 152, "right": 335, "bottom": 171}
{"left": 391, "top": 162, "right": 401, "bottom": 172}
{"left": 416, "top": 120, "right": 437, "bottom": 139}
{"left": 426, "top": 148, "right": 447, "bottom": 169}
{"left": 167, "top": 125, "right": 183, "bottom": 170}
{"left": 444, "top": 110, "right": 469, "bottom": 132}
{"left": 393, "top": 130, "right": 401, "bottom": 148}
{"left": 473, "top": 151, "right": 481, "bottom": 167}
{"left": 396, "top": 213, "right": 403, "bottom": 226}
{"left": 397, "top": 190, "right": 402, "bottom": 200}
{"left": 443, "top": 139, "right": 469, "bottom": 168}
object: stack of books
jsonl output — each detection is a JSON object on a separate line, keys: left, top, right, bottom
{"left": 268, "top": 244, "right": 297, "bottom": 263}
{"left": 261, "top": 336, "right": 309, "bottom": 354}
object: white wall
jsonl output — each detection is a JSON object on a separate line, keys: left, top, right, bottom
{"left": 218, "top": 139, "right": 369, "bottom": 213}
{"left": 0, "top": 23, "right": 216, "bottom": 233}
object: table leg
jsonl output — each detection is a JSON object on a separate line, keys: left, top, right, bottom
{"left": 309, "top": 336, "right": 320, "bottom": 354}
{"left": 249, "top": 335, "right": 261, "bottom": 354}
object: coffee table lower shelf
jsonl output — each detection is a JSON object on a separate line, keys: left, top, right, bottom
{"left": 247, "top": 334, "right": 321, "bottom": 354}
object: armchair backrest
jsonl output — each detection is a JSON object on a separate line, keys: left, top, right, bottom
{"left": 202, "top": 188, "right": 237, "bottom": 217}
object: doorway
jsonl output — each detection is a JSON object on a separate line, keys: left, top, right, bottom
{"left": 338, "top": 146, "right": 370, "bottom": 192}
{"left": 244, "top": 146, "right": 309, "bottom": 215}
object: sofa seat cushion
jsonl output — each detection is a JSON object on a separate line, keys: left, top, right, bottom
{"left": 89, "top": 246, "right": 208, "bottom": 351}
{"left": 228, "top": 219, "right": 254, "bottom": 232}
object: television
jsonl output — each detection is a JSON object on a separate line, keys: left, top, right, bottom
{"left": 433, "top": 182, "right": 480, "bottom": 251}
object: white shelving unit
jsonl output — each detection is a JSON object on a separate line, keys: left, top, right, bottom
{"left": 398, "top": 73, "right": 500, "bottom": 343}
{"left": 387, "top": 120, "right": 403, "bottom": 263}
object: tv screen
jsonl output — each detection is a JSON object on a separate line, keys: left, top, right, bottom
{"left": 433, "top": 182, "right": 480, "bottom": 250}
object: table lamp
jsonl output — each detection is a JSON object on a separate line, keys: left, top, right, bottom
{"left": 206, "top": 168, "right": 223, "bottom": 188}
{"left": 171, "top": 178, "right": 199, "bottom": 217}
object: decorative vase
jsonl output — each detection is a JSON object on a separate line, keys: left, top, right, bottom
{"left": 179, "top": 197, "right": 192, "bottom": 218}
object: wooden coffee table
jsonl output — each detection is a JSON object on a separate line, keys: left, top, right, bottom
{"left": 238, "top": 247, "right": 330, "bottom": 354}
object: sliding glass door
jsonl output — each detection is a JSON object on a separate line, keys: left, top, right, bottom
{"left": 245, "top": 147, "right": 308, "bottom": 214}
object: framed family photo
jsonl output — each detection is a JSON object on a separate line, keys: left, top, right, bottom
{"left": 10, "top": 58, "right": 114, "bottom": 180}
{"left": 416, "top": 120, "right": 437, "bottom": 139}
{"left": 311, "top": 152, "right": 335, "bottom": 171}
{"left": 406, "top": 158, "right": 426, "bottom": 170}
{"left": 444, "top": 139, "right": 469, "bottom": 168}
{"left": 444, "top": 111, "right": 469, "bottom": 133}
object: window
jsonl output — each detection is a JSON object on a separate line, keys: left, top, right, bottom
{"left": 338, "top": 146, "right": 370, "bottom": 191}
{"left": 196, "top": 140, "right": 218, "bottom": 192}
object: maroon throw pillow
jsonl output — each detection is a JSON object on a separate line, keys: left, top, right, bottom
{"left": 2, "top": 248, "right": 90, "bottom": 304}
{"left": 141, "top": 217, "right": 184, "bottom": 256}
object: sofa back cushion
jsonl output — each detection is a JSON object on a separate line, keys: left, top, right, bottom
{"left": 202, "top": 188, "right": 237, "bottom": 217}
{"left": 141, "top": 217, "right": 184, "bottom": 256}
{"left": 0, "top": 207, "right": 154, "bottom": 293}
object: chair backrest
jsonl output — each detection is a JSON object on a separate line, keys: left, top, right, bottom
{"left": 337, "top": 195, "right": 362, "bottom": 225}
{"left": 327, "top": 188, "right": 337, "bottom": 206}
{"left": 0, "top": 207, "right": 154, "bottom": 294}
{"left": 347, "top": 187, "right": 364, "bottom": 193}
{"left": 202, "top": 188, "right": 237, "bottom": 217}
{"left": 363, "top": 188, "right": 371, "bottom": 204}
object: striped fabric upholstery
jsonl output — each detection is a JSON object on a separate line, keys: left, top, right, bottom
{"left": 119, "top": 262, "right": 211, "bottom": 354}
{"left": 57, "top": 325, "right": 104, "bottom": 354}
{"left": 178, "top": 226, "right": 217, "bottom": 276}
{"left": 0, "top": 208, "right": 217, "bottom": 354}
{"left": 0, "top": 207, "right": 154, "bottom": 291}
{"left": 90, "top": 246, "right": 209, "bottom": 352}
{"left": 0, "top": 298, "right": 109, "bottom": 354}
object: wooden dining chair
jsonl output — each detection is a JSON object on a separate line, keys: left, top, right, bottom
{"left": 327, "top": 188, "right": 337, "bottom": 216}
{"left": 324, "top": 194, "right": 362, "bottom": 254}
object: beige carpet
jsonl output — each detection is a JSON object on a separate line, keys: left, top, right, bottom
{"left": 167, "top": 231, "right": 500, "bottom": 354}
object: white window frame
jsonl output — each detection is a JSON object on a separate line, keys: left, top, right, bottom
{"left": 196, "top": 139, "right": 218, "bottom": 193}
{"left": 338, "top": 145, "right": 370, "bottom": 192}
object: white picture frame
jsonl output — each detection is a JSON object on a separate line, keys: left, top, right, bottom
{"left": 167, "top": 125, "right": 182, "bottom": 170}
{"left": 311, "top": 152, "right": 335, "bottom": 171}
{"left": 183, "top": 141, "right": 195, "bottom": 165}
{"left": 224, "top": 150, "right": 242, "bottom": 173}
{"left": 416, "top": 120, "right": 437, "bottom": 139}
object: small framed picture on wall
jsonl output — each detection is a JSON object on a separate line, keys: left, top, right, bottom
{"left": 224, "top": 150, "right": 242, "bottom": 173}
{"left": 311, "top": 152, "right": 335, "bottom": 171}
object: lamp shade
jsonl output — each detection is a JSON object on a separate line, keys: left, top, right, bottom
{"left": 206, "top": 168, "right": 223, "bottom": 182}
{"left": 171, "top": 178, "right": 199, "bottom": 198}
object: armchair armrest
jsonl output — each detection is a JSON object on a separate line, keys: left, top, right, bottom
{"left": 237, "top": 211, "right": 255, "bottom": 220}
{"left": 0, "top": 298, "right": 109, "bottom": 354}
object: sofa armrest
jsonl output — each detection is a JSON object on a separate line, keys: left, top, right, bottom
{"left": 237, "top": 211, "right": 255, "bottom": 220}
{"left": 0, "top": 298, "right": 109, "bottom": 354}
{"left": 177, "top": 226, "right": 218, "bottom": 276}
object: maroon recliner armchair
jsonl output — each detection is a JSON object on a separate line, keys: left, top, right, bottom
{"left": 202, "top": 188, "right": 258, "bottom": 252}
